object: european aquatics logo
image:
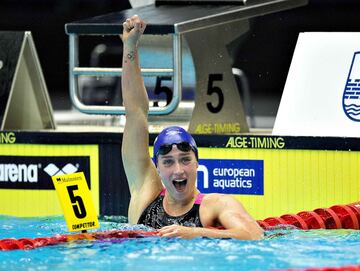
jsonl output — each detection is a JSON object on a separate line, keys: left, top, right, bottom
{"left": 343, "top": 51, "right": 360, "bottom": 122}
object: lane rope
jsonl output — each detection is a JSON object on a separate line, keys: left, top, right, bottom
{"left": 257, "top": 202, "right": 360, "bottom": 230}
{"left": 275, "top": 264, "right": 360, "bottom": 271}
{"left": 0, "top": 230, "right": 158, "bottom": 251}
{"left": 0, "top": 201, "right": 359, "bottom": 251}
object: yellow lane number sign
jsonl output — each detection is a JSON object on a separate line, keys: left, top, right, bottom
{"left": 52, "top": 172, "right": 99, "bottom": 232}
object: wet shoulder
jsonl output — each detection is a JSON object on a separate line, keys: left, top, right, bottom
{"left": 201, "top": 193, "right": 229, "bottom": 204}
{"left": 199, "top": 193, "right": 229, "bottom": 227}
{"left": 201, "top": 193, "right": 243, "bottom": 212}
{"left": 200, "top": 193, "right": 234, "bottom": 213}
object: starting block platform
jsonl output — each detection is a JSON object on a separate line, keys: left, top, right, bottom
{"left": 65, "top": 0, "right": 307, "bottom": 134}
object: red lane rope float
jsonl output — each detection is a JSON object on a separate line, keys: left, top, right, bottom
{"left": 264, "top": 217, "right": 288, "bottom": 227}
{"left": 257, "top": 202, "right": 360, "bottom": 230}
{"left": 280, "top": 214, "right": 308, "bottom": 230}
{"left": 0, "top": 230, "right": 158, "bottom": 251}
{"left": 313, "top": 208, "right": 342, "bottom": 229}
{"left": 330, "top": 205, "right": 359, "bottom": 230}
{"left": 275, "top": 264, "right": 360, "bottom": 271}
{"left": 347, "top": 202, "right": 360, "bottom": 225}
{"left": 297, "top": 211, "right": 326, "bottom": 229}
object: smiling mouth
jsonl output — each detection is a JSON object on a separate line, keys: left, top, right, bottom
{"left": 172, "top": 179, "right": 187, "bottom": 191}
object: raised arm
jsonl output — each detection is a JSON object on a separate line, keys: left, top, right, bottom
{"left": 121, "top": 15, "right": 163, "bottom": 221}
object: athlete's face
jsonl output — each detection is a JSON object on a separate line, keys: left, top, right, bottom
{"left": 157, "top": 144, "right": 198, "bottom": 200}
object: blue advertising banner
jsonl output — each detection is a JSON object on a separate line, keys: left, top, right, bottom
{"left": 197, "top": 159, "right": 264, "bottom": 195}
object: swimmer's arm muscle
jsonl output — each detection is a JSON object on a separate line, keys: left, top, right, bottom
{"left": 210, "top": 194, "right": 263, "bottom": 240}
{"left": 121, "top": 16, "right": 160, "bottom": 195}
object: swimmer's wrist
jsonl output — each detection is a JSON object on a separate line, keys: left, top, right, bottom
{"left": 192, "top": 227, "right": 202, "bottom": 237}
{"left": 123, "top": 42, "right": 138, "bottom": 51}
{"left": 193, "top": 227, "right": 211, "bottom": 238}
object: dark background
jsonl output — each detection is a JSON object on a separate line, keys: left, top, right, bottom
{"left": 1, "top": 0, "right": 360, "bottom": 115}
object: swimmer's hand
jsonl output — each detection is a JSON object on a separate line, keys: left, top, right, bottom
{"left": 121, "top": 15, "right": 146, "bottom": 48}
{"left": 158, "top": 225, "right": 199, "bottom": 239}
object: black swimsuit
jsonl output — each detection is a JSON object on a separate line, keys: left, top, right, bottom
{"left": 137, "top": 190, "right": 204, "bottom": 229}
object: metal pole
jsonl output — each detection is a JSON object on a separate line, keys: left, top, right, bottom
{"left": 68, "top": 34, "right": 181, "bottom": 115}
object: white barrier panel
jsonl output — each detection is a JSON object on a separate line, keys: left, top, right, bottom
{"left": 0, "top": 31, "right": 55, "bottom": 130}
{"left": 273, "top": 32, "right": 360, "bottom": 137}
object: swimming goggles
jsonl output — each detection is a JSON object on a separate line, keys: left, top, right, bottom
{"left": 157, "top": 142, "right": 193, "bottom": 156}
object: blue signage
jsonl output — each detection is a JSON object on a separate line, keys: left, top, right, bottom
{"left": 343, "top": 51, "right": 360, "bottom": 122}
{"left": 197, "top": 159, "right": 264, "bottom": 195}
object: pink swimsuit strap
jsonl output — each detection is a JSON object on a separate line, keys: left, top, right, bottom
{"left": 194, "top": 193, "right": 204, "bottom": 204}
{"left": 160, "top": 188, "right": 204, "bottom": 204}
{"left": 160, "top": 188, "right": 166, "bottom": 196}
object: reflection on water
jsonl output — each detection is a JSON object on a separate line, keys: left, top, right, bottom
{"left": 0, "top": 216, "right": 360, "bottom": 271}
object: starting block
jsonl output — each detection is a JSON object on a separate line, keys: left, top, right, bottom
{"left": 65, "top": 0, "right": 307, "bottom": 134}
{"left": 0, "top": 32, "right": 55, "bottom": 130}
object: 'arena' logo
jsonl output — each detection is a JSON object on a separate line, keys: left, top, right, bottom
{"left": 0, "top": 163, "right": 38, "bottom": 183}
{"left": 43, "top": 163, "right": 79, "bottom": 176}
{"left": 0, "top": 156, "right": 90, "bottom": 190}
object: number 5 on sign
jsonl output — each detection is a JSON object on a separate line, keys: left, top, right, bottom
{"left": 52, "top": 172, "right": 99, "bottom": 232}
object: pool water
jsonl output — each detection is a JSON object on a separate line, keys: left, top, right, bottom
{"left": 0, "top": 215, "right": 360, "bottom": 271}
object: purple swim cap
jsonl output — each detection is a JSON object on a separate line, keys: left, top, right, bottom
{"left": 153, "top": 126, "right": 198, "bottom": 165}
